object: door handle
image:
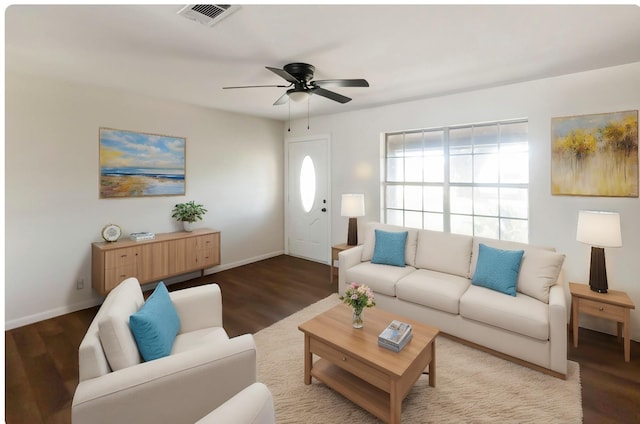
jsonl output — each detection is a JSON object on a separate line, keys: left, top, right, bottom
{"left": 321, "top": 208, "right": 327, "bottom": 212}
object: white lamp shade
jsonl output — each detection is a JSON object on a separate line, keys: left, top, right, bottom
{"left": 576, "top": 210, "right": 622, "bottom": 248}
{"left": 341, "top": 194, "right": 365, "bottom": 217}
{"left": 288, "top": 91, "right": 309, "bottom": 102}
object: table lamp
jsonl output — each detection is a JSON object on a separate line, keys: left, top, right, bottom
{"left": 341, "top": 194, "right": 365, "bottom": 246}
{"left": 576, "top": 210, "right": 622, "bottom": 293}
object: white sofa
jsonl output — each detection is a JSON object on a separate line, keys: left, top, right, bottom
{"left": 72, "top": 278, "right": 259, "bottom": 423}
{"left": 195, "top": 382, "right": 276, "bottom": 424}
{"left": 339, "top": 222, "right": 568, "bottom": 378}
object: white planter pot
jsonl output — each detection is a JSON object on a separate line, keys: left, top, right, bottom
{"left": 183, "top": 221, "right": 194, "bottom": 232}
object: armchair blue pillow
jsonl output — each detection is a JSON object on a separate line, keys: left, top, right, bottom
{"left": 129, "top": 282, "right": 181, "bottom": 361}
{"left": 371, "top": 229, "right": 408, "bottom": 267}
{"left": 472, "top": 243, "right": 524, "bottom": 296}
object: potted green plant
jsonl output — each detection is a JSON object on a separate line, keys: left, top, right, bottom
{"left": 171, "top": 201, "right": 207, "bottom": 232}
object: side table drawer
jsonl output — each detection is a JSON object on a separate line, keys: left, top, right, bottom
{"left": 581, "top": 298, "right": 625, "bottom": 321}
{"left": 310, "top": 338, "right": 389, "bottom": 391}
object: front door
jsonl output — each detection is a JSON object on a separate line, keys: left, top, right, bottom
{"left": 286, "top": 136, "right": 329, "bottom": 263}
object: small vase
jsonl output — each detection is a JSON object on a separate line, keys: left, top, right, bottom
{"left": 352, "top": 308, "right": 364, "bottom": 329}
{"left": 183, "top": 221, "right": 194, "bottom": 232}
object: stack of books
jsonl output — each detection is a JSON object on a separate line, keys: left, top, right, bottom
{"left": 129, "top": 232, "right": 155, "bottom": 241}
{"left": 378, "top": 320, "right": 413, "bottom": 352}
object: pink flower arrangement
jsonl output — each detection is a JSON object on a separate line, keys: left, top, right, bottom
{"left": 340, "top": 282, "right": 376, "bottom": 312}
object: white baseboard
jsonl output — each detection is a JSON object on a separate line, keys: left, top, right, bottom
{"left": 5, "top": 250, "right": 285, "bottom": 331}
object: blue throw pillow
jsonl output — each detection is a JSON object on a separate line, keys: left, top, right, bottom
{"left": 129, "top": 282, "right": 181, "bottom": 362}
{"left": 371, "top": 229, "right": 408, "bottom": 267}
{"left": 472, "top": 243, "right": 524, "bottom": 296}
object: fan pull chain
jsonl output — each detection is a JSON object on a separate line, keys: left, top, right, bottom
{"left": 288, "top": 100, "right": 291, "bottom": 132}
{"left": 307, "top": 95, "right": 310, "bottom": 130}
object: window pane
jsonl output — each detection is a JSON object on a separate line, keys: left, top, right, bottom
{"left": 450, "top": 155, "right": 472, "bottom": 183}
{"left": 404, "top": 132, "right": 423, "bottom": 157}
{"left": 473, "top": 187, "right": 499, "bottom": 216}
{"left": 450, "top": 127, "right": 472, "bottom": 154}
{"left": 405, "top": 157, "right": 423, "bottom": 182}
{"left": 474, "top": 124, "right": 499, "bottom": 154}
{"left": 450, "top": 187, "right": 472, "bottom": 214}
{"left": 424, "top": 212, "right": 444, "bottom": 231}
{"left": 474, "top": 153, "right": 499, "bottom": 183}
{"left": 501, "top": 218, "right": 528, "bottom": 243}
{"left": 423, "top": 186, "right": 443, "bottom": 212}
{"left": 451, "top": 214, "right": 473, "bottom": 236}
{"left": 424, "top": 131, "right": 444, "bottom": 182}
{"left": 500, "top": 151, "right": 528, "bottom": 183}
{"left": 500, "top": 121, "right": 528, "bottom": 147}
{"left": 404, "top": 185, "right": 422, "bottom": 211}
{"left": 386, "top": 209, "right": 403, "bottom": 226}
{"left": 474, "top": 216, "right": 499, "bottom": 239}
{"left": 299, "top": 156, "right": 316, "bottom": 213}
{"left": 387, "top": 134, "right": 404, "bottom": 157}
{"left": 500, "top": 188, "right": 528, "bottom": 219}
{"left": 386, "top": 185, "right": 403, "bottom": 209}
{"left": 387, "top": 158, "right": 403, "bottom": 182}
{"left": 405, "top": 211, "right": 422, "bottom": 229}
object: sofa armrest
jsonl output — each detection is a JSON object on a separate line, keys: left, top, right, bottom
{"left": 170, "top": 283, "right": 223, "bottom": 333}
{"left": 548, "top": 283, "right": 567, "bottom": 376}
{"left": 195, "top": 382, "right": 276, "bottom": 424}
{"left": 338, "top": 245, "right": 364, "bottom": 295}
{"left": 72, "top": 334, "right": 256, "bottom": 424}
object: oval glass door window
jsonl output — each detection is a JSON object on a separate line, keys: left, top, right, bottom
{"left": 300, "top": 155, "right": 316, "bottom": 213}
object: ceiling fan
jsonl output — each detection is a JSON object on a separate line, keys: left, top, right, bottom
{"left": 223, "top": 62, "right": 369, "bottom": 105}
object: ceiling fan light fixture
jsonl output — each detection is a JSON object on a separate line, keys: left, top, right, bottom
{"left": 288, "top": 91, "right": 309, "bottom": 102}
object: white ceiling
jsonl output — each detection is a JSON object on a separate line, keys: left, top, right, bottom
{"left": 5, "top": 4, "right": 640, "bottom": 121}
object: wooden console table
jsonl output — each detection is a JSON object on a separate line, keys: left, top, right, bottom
{"left": 92, "top": 228, "right": 220, "bottom": 295}
{"left": 330, "top": 243, "right": 352, "bottom": 285}
{"left": 569, "top": 282, "right": 635, "bottom": 362}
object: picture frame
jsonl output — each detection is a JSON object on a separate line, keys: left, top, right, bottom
{"left": 550, "top": 110, "right": 638, "bottom": 197}
{"left": 99, "top": 127, "right": 186, "bottom": 198}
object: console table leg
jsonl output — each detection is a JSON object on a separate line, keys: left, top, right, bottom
{"left": 303, "top": 335, "right": 312, "bottom": 384}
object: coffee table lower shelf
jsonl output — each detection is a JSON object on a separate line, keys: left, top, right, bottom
{"left": 311, "top": 358, "right": 394, "bottom": 422}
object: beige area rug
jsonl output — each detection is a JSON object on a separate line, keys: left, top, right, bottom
{"left": 254, "top": 294, "right": 582, "bottom": 424}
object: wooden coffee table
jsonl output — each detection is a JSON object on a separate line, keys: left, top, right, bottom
{"left": 298, "top": 304, "right": 439, "bottom": 424}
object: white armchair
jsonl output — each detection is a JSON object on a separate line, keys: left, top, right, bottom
{"left": 72, "top": 278, "right": 258, "bottom": 424}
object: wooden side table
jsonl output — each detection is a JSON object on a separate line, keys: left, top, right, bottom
{"left": 330, "top": 243, "right": 352, "bottom": 285}
{"left": 569, "top": 282, "right": 635, "bottom": 362}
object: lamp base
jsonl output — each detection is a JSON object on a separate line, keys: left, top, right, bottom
{"left": 347, "top": 217, "right": 358, "bottom": 246}
{"left": 588, "top": 246, "right": 608, "bottom": 294}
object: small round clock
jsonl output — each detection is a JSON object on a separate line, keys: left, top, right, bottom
{"left": 101, "top": 224, "right": 122, "bottom": 242}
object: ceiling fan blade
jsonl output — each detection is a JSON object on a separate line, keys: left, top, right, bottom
{"left": 313, "top": 79, "right": 370, "bottom": 88}
{"left": 223, "top": 84, "right": 290, "bottom": 89}
{"left": 266, "top": 66, "right": 299, "bottom": 84}
{"left": 273, "top": 92, "right": 289, "bottom": 106}
{"left": 310, "top": 87, "right": 352, "bottom": 104}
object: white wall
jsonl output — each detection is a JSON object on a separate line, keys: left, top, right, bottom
{"left": 5, "top": 71, "right": 285, "bottom": 329}
{"left": 288, "top": 62, "right": 640, "bottom": 341}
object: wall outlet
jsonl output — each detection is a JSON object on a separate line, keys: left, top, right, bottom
{"left": 77, "top": 279, "right": 84, "bottom": 290}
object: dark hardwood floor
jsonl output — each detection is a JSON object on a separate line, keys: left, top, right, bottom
{"left": 5, "top": 255, "right": 639, "bottom": 423}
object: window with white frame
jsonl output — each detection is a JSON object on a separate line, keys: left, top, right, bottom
{"left": 383, "top": 119, "right": 529, "bottom": 242}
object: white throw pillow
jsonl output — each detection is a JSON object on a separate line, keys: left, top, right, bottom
{"left": 98, "top": 278, "right": 144, "bottom": 370}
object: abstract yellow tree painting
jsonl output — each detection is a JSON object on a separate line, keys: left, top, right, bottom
{"left": 551, "top": 110, "right": 638, "bottom": 197}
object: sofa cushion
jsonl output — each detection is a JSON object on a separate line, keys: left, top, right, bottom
{"left": 472, "top": 243, "right": 524, "bottom": 296}
{"left": 371, "top": 229, "right": 408, "bottom": 267}
{"left": 396, "top": 269, "right": 470, "bottom": 314}
{"left": 98, "top": 277, "right": 145, "bottom": 371}
{"left": 129, "top": 282, "right": 181, "bottom": 362}
{"left": 460, "top": 285, "right": 549, "bottom": 341}
{"left": 361, "top": 222, "right": 418, "bottom": 267}
{"left": 415, "top": 230, "right": 473, "bottom": 278}
{"left": 172, "top": 327, "right": 229, "bottom": 354}
{"left": 345, "top": 262, "right": 416, "bottom": 297}
{"left": 471, "top": 237, "right": 565, "bottom": 303}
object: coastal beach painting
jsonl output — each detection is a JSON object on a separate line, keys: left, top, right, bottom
{"left": 99, "top": 128, "right": 186, "bottom": 198}
{"left": 551, "top": 110, "right": 638, "bottom": 197}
